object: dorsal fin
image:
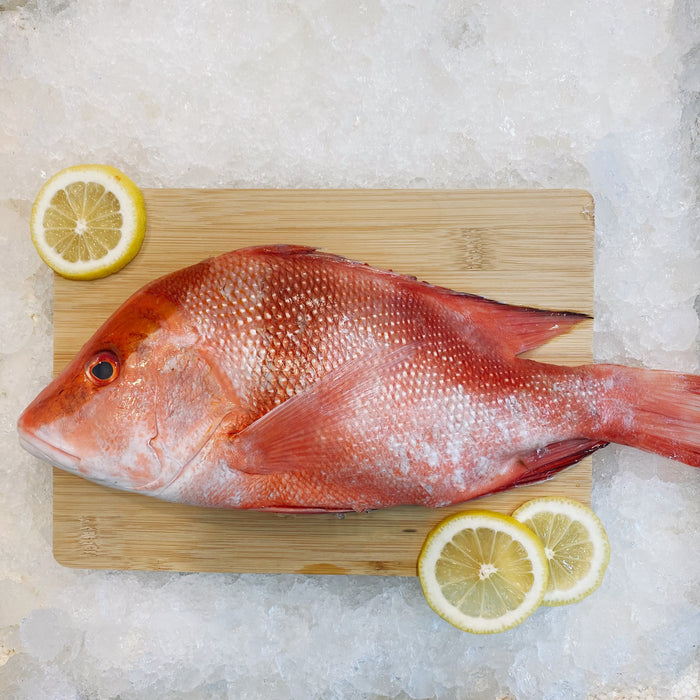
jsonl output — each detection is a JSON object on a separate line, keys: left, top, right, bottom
{"left": 447, "top": 292, "right": 590, "bottom": 356}
{"left": 239, "top": 245, "right": 590, "bottom": 357}
{"left": 412, "top": 284, "right": 589, "bottom": 357}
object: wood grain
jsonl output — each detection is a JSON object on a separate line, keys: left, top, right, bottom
{"left": 53, "top": 189, "right": 595, "bottom": 576}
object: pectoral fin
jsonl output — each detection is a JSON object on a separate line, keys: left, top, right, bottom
{"left": 220, "top": 343, "right": 419, "bottom": 476}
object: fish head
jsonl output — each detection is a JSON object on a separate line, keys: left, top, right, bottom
{"left": 17, "top": 287, "right": 231, "bottom": 496}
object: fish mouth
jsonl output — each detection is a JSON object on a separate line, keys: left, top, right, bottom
{"left": 17, "top": 430, "right": 81, "bottom": 474}
{"left": 17, "top": 430, "right": 125, "bottom": 490}
{"left": 17, "top": 403, "right": 83, "bottom": 475}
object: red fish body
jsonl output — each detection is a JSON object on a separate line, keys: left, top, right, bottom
{"left": 17, "top": 245, "right": 700, "bottom": 511}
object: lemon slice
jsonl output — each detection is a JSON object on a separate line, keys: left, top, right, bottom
{"left": 30, "top": 164, "right": 146, "bottom": 280}
{"left": 512, "top": 497, "right": 610, "bottom": 606}
{"left": 418, "top": 510, "right": 549, "bottom": 634}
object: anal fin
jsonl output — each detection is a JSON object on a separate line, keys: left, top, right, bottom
{"left": 511, "top": 438, "right": 607, "bottom": 487}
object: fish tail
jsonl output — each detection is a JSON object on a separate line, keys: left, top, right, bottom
{"left": 594, "top": 365, "right": 700, "bottom": 468}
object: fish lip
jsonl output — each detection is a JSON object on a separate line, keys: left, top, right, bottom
{"left": 17, "top": 431, "right": 125, "bottom": 490}
{"left": 17, "top": 430, "right": 81, "bottom": 473}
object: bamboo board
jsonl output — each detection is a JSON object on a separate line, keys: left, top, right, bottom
{"left": 53, "top": 189, "right": 595, "bottom": 576}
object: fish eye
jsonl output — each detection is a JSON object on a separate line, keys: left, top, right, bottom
{"left": 86, "top": 351, "right": 119, "bottom": 386}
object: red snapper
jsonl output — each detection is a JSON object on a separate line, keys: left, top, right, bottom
{"left": 17, "top": 245, "right": 700, "bottom": 511}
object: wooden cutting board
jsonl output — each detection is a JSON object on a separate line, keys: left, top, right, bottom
{"left": 52, "top": 189, "right": 594, "bottom": 576}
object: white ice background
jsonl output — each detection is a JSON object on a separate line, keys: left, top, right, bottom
{"left": 1, "top": 1, "right": 699, "bottom": 698}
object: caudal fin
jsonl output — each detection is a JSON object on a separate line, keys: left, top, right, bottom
{"left": 596, "top": 366, "right": 700, "bottom": 468}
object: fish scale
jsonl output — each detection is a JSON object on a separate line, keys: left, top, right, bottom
{"left": 17, "top": 244, "right": 700, "bottom": 512}
{"left": 178, "top": 252, "right": 423, "bottom": 415}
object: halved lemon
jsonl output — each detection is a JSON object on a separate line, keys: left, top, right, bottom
{"left": 512, "top": 497, "right": 610, "bottom": 606}
{"left": 30, "top": 164, "right": 146, "bottom": 280}
{"left": 418, "top": 510, "right": 549, "bottom": 634}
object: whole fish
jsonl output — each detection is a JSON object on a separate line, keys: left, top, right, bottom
{"left": 17, "top": 245, "right": 700, "bottom": 512}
